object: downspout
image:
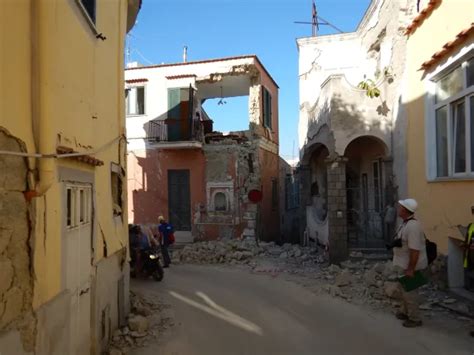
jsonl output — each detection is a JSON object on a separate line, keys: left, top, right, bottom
{"left": 29, "top": 0, "right": 55, "bottom": 199}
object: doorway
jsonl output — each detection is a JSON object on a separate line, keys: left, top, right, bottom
{"left": 168, "top": 170, "right": 191, "bottom": 231}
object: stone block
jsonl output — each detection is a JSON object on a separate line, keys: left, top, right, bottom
{"left": 364, "top": 269, "right": 378, "bottom": 287}
{"left": 128, "top": 315, "right": 149, "bottom": 333}
{"left": 335, "top": 270, "right": 353, "bottom": 287}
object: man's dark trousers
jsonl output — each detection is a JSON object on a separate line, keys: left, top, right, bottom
{"left": 161, "top": 242, "right": 171, "bottom": 267}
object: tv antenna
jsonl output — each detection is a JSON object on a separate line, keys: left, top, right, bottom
{"left": 294, "top": 1, "right": 344, "bottom": 37}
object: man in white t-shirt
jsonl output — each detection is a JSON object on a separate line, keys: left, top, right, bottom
{"left": 392, "top": 198, "right": 428, "bottom": 328}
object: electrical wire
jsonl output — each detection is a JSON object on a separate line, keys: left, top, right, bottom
{"left": 0, "top": 135, "right": 125, "bottom": 159}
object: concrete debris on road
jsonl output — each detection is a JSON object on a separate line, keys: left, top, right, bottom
{"left": 107, "top": 291, "right": 173, "bottom": 355}
{"left": 172, "top": 239, "right": 326, "bottom": 266}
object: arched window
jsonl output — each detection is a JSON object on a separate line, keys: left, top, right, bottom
{"left": 214, "top": 192, "right": 227, "bottom": 211}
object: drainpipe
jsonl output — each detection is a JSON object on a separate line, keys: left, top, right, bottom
{"left": 28, "top": 0, "right": 55, "bottom": 199}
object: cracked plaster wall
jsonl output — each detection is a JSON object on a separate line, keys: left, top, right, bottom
{"left": 202, "top": 138, "right": 262, "bottom": 239}
{"left": 298, "top": 0, "right": 417, "bottom": 198}
{"left": 0, "top": 130, "right": 35, "bottom": 352}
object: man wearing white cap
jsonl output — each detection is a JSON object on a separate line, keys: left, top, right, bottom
{"left": 392, "top": 198, "right": 428, "bottom": 328}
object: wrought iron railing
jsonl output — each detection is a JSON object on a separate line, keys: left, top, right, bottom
{"left": 145, "top": 119, "right": 167, "bottom": 142}
{"left": 145, "top": 119, "right": 205, "bottom": 143}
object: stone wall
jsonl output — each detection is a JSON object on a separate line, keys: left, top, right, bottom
{"left": 0, "top": 129, "right": 35, "bottom": 352}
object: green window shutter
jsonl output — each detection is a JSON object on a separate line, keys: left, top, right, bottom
{"left": 168, "top": 88, "right": 181, "bottom": 120}
{"left": 263, "top": 87, "right": 272, "bottom": 129}
{"left": 167, "top": 88, "right": 181, "bottom": 141}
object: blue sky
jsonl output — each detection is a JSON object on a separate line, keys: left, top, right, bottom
{"left": 127, "top": 0, "right": 371, "bottom": 161}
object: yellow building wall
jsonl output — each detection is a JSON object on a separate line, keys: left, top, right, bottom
{"left": 1, "top": 0, "right": 129, "bottom": 308}
{"left": 405, "top": 0, "right": 474, "bottom": 253}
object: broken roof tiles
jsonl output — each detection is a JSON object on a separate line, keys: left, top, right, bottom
{"left": 56, "top": 146, "right": 104, "bottom": 167}
{"left": 420, "top": 22, "right": 474, "bottom": 70}
{"left": 125, "top": 78, "right": 148, "bottom": 84}
{"left": 165, "top": 74, "right": 197, "bottom": 80}
{"left": 405, "top": 0, "right": 441, "bottom": 36}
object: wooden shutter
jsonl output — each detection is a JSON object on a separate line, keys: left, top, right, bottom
{"left": 262, "top": 87, "right": 272, "bottom": 129}
{"left": 167, "top": 88, "right": 181, "bottom": 141}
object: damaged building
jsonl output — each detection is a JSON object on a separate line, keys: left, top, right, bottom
{"left": 297, "top": 0, "right": 417, "bottom": 262}
{"left": 0, "top": 0, "right": 141, "bottom": 354}
{"left": 125, "top": 55, "right": 281, "bottom": 242}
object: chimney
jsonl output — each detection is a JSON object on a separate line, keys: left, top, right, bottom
{"left": 183, "top": 46, "right": 188, "bottom": 63}
{"left": 126, "top": 61, "right": 140, "bottom": 68}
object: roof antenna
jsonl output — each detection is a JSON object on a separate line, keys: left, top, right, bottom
{"left": 294, "top": 0, "right": 344, "bottom": 36}
{"left": 183, "top": 45, "right": 188, "bottom": 63}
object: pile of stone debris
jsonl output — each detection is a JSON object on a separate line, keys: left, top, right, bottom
{"left": 107, "top": 291, "right": 173, "bottom": 355}
{"left": 172, "top": 239, "right": 326, "bottom": 266}
{"left": 312, "top": 256, "right": 472, "bottom": 319}
{"left": 173, "top": 239, "right": 472, "bottom": 320}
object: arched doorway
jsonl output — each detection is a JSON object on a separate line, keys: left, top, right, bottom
{"left": 343, "top": 136, "right": 390, "bottom": 248}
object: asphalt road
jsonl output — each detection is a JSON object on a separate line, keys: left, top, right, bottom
{"left": 132, "top": 264, "right": 473, "bottom": 355}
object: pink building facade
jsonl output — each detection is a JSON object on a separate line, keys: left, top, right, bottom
{"left": 125, "top": 56, "right": 280, "bottom": 242}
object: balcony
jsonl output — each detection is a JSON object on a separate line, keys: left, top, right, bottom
{"left": 144, "top": 119, "right": 206, "bottom": 149}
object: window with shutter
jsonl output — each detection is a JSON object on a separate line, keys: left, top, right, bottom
{"left": 262, "top": 87, "right": 272, "bottom": 129}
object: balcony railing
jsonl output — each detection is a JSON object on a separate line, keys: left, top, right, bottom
{"left": 145, "top": 119, "right": 204, "bottom": 143}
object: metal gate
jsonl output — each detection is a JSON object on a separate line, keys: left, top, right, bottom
{"left": 346, "top": 171, "right": 386, "bottom": 248}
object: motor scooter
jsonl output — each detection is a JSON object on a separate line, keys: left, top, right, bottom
{"left": 130, "top": 247, "right": 164, "bottom": 281}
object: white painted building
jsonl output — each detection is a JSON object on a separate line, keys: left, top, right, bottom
{"left": 296, "top": 0, "right": 416, "bottom": 261}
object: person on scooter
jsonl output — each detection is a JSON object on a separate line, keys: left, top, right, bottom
{"left": 158, "top": 216, "right": 173, "bottom": 268}
{"left": 135, "top": 225, "right": 155, "bottom": 275}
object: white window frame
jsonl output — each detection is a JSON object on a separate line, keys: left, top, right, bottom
{"left": 66, "top": 184, "right": 92, "bottom": 230}
{"left": 425, "top": 44, "right": 474, "bottom": 181}
{"left": 206, "top": 182, "right": 234, "bottom": 213}
{"left": 125, "top": 85, "right": 147, "bottom": 117}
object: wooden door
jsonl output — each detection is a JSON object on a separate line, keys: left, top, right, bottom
{"left": 168, "top": 170, "right": 191, "bottom": 231}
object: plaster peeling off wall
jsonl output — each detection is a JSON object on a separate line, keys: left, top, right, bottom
{"left": 249, "top": 84, "right": 261, "bottom": 126}
{"left": 0, "top": 129, "right": 35, "bottom": 352}
{"left": 201, "top": 137, "right": 262, "bottom": 239}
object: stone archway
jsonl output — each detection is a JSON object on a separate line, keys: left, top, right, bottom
{"left": 343, "top": 135, "right": 391, "bottom": 248}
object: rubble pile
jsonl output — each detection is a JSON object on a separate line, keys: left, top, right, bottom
{"left": 172, "top": 239, "right": 326, "bottom": 266}
{"left": 174, "top": 240, "right": 471, "bottom": 320}
{"left": 313, "top": 257, "right": 472, "bottom": 319}
{"left": 315, "top": 259, "right": 401, "bottom": 306}
{"left": 107, "top": 291, "right": 173, "bottom": 355}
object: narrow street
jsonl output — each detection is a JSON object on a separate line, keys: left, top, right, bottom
{"left": 131, "top": 265, "right": 473, "bottom": 355}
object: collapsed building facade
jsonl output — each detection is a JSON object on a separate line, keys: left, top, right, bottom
{"left": 297, "top": 0, "right": 417, "bottom": 262}
{"left": 125, "top": 55, "right": 280, "bottom": 242}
